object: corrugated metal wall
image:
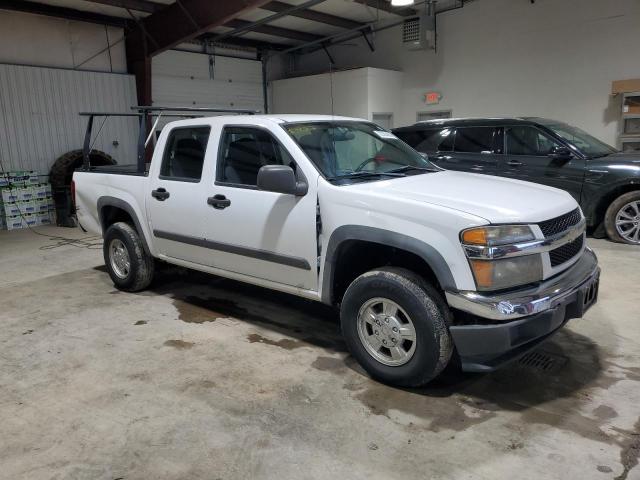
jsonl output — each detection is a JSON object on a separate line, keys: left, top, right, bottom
{"left": 0, "top": 63, "right": 138, "bottom": 174}
{"left": 153, "top": 50, "right": 263, "bottom": 115}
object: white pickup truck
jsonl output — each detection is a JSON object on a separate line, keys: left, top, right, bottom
{"left": 74, "top": 114, "right": 600, "bottom": 387}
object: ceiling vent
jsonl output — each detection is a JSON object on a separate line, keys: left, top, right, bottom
{"left": 402, "top": 2, "right": 436, "bottom": 50}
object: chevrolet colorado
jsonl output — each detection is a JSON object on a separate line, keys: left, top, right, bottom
{"left": 74, "top": 114, "right": 600, "bottom": 387}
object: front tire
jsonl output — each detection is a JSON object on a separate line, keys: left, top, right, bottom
{"left": 103, "top": 222, "right": 154, "bottom": 292}
{"left": 340, "top": 267, "right": 453, "bottom": 387}
{"left": 604, "top": 191, "right": 640, "bottom": 244}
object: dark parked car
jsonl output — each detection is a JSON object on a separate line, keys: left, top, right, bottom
{"left": 394, "top": 117, "right": 640, "bottom": 244}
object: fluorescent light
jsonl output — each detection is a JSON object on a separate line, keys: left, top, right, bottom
{"left": 391, "top": 0, "right": 415, "bottom": 5}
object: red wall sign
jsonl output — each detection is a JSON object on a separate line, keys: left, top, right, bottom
{"left": 424, "top": 92, "right": 441, "bottom": 104}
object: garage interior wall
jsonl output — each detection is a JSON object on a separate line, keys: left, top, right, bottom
{"left": 271, "top": 68, "right": 403, "bottom": 126}
{"left": 152, "top": 50, "right": 265, "bottom": 116}
{"left": 282, "top": 0, "right": 640, "bottom": 146}
{"left": 0, "top": 10, "right": 126, "bottom": 73}
{"left": 0, "top": 64, "right": 138, "bottom": 173}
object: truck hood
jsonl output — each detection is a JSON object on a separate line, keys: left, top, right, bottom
{"left": 346, "top": 170, "right": 578, "bottom": 224}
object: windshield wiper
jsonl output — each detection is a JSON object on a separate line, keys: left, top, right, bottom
{"left": 387, "top": 165, "right": 436, "bottom": 174}
{"left": 328, "top": 171, "right": 406, "bottom": 181}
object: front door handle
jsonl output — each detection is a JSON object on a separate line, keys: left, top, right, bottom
{"left": 151, "top": 188, "right": 170, "bottom": 201}
{"left": 207, "top": 194, "right": 231, "bottom": 210}
{"left": 507, "top": 160, "right": 524, "bottom": 167}
{"left": 433, "top": 155, "right": 452, "bottom": 161}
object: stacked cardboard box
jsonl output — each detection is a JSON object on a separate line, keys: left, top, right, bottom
{"left": 0, "top": 171, "right": 55, "bottom": 230}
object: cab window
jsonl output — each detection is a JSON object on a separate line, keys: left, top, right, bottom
{"left": 217, "top": 127, "right": 294, "bottom": 187}
{"left": 160, "top": 126, "right": 210, "bottom": 181}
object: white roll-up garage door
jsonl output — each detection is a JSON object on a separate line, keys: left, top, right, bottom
{"left": 152, "top": 50, "right": 264, "bottom": 114}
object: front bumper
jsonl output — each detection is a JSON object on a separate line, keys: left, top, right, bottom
{"left": 445, "top": 248, "right": 600, "bottom": 372}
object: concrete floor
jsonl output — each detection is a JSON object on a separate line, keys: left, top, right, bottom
{"left": 1, "top": 226, "right": 639, "bottom": 480}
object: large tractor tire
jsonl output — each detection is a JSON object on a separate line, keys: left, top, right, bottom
{"left": 49, "top": 149, "right": 116, "bottom": 227}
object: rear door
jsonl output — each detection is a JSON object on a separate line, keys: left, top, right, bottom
{"left": 202, "top": 125, "right": 319, "bottom": 291}
{"left": 435, "top": 126, "right": 502, "bottom": 175}
{"left": 146, "top": 125, "right": 213, "bottom": 265}
{"left": 501, "top": 125, "right": 585, "bottom": 201}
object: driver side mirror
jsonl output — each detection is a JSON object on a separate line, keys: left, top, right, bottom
{"left": 257, "top": 165, "right": 308, "bottom": 196}
{"left": 548, "top": 146, "right": 573, "bottom": 161}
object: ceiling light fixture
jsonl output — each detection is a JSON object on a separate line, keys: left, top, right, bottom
{"left": 391, "top": 0, "right": 415, "bottom": 6}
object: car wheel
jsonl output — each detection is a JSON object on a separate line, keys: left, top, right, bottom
{"left": 604, "top": 191, "right": 640, "bottom": 245}
{"left": 103, "top": 222, "right": 154, "bottom": 292}
{"left": 340, "top": 267, "right": 453, "bottom": 387}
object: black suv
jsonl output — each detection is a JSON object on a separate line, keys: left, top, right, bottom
{"left": 394, "top": 117, "right": 640, "bottom": 245}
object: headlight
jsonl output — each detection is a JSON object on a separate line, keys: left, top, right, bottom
{"left": 461, "top": 225, "right": 542, "bottom": 291}
{"left": 469, "top": 256, "right": 543, "bottom": 291}
{"left": 461, "top": 225, "right": 535, "bottom": 246}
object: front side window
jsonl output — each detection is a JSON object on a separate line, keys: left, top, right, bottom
{"left": 506, "top": 126, "right": 561, "bottom": 156}
{"left": 454, "top": 127, "right": 497, "bottom": 153}
{"left": 217, "top": 127, "right": 294, "bottom": 186}
{"left": 160, "top": 126, "right": 210, "bottom": 181}
{"left": 284, "top": 121, "right": 433, "bottom": 182}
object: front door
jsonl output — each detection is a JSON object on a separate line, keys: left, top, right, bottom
{"left": 500, "top": 125, "right": 585, "bottom": 202}
{"left": 431, "top": 126, "right": 502, "bottom": 175}
{"left": 147, "top": 125, "right": 213, "bottom": 265}
{"left": 203, "top": 126, "right": 318, "bottom": 291}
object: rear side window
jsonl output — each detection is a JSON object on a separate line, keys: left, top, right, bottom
{"left": 454, "top": 127, "right": 496, "bottom": 153}
{"left": 217, "top": 127, "right": 294, "bottom": 187}
{"left": 160, "top": 126, "right": 210, "bottom": 181}
{"left": 397, "top": 128, "right": 454, "bottom": 153}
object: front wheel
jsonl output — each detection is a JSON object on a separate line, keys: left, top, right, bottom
{"left": 103, "top": 222, "right": 154, "bottom": 292}
{"left": 340, "top": 267, "right": 453, "bottom": 387}
{"left": 604, "top": 191, "right": 640, "bottom": 244}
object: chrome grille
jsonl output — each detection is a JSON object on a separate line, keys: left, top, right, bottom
{"left": 537, "top": 208, "right": 581, "bottom": 238}
{"left": 550, "top": 235, "right": 584, "bottom": 267}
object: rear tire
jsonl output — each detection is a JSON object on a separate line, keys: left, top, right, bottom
{"left": 604, "top": 191, "right": 640, "bottom": 244}
{"left": 103, "top": 222, "right": 154, "bottom": 292}
{"left": 340, "top": 267, "right": 453, "bottom": 387}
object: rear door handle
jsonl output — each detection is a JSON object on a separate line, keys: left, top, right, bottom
{"left": 207, "top": 194, "right": 231, "bottom": 210}
{"left": 507, "top": 160, "right": 524, "bottom": 167}
{"left": 151, "top": 188, "right": 170, "bottom": 201}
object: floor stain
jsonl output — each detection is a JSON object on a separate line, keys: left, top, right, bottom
{"left": 597, "top": 465, "right": 613, "bottom": 473}
{"left": 312, "top": 356, "right": 347, "bottom": 372}
{"left": 134, "top": 320, "right": 147, "bottom": 326}
{"left": 163, "top": 339, "right": 195, "bottom": 350}
{"left": 247, "top": 333, "right": 306, "bottom": 350}
{"left": 593, "top": 405, "right": 618, "bottom": 421}
{"left": 614, "top": 418, "right": 640, "bottom": 480}
{"left": 22, "top": 329, "right": 34, "bottom": 335}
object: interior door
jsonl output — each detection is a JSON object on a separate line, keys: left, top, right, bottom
{"left": 432, "top": 126, "right": 502, "bottom": 175}
{"left": 202, "top": 126, "right": 318, "bottom": 291}
{"left": 501, "top": 125, "right": 585, "bottom": 201}
{"left": 147, "top": 125, "right": 213, "bottom": 265}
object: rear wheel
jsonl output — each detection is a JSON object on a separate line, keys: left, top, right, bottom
{"left": 103, "top": 222, "right": 154, "bottom": 292}
{"left": 604, "top": 191, "right": 640, "bottom": 244}
{"left": 340, "top": 267, "right": 453, "bottom": 387}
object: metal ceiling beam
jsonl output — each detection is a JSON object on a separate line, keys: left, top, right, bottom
{"left": 126, "top": 0, "right": 274, "bottom": 61}
{"left": 213, "top": 0, "right": 325, "bottom": 42}
{"left": 222, "top": 18, "right": 323, "bottom": 42}
{"left": 262, "top": 1, "right": 364, "bottom": 29}
{"left": 80, "top": 0, "right": 159, "bottom": 14}
{"left": 198, "top": 33, "right": 289, "bottom": 51}
{"left": 0, "top": 0, "right": 129, "bottom": 27}
{"left": 355, "top": 0, "right": 416, "bottom": 16}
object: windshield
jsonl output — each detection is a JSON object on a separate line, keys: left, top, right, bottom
{"left": 544, "top": 122, "right": 617, "bottom": 158}
{"left": 283, "top": 121, "right": 434, "bottom": 182}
